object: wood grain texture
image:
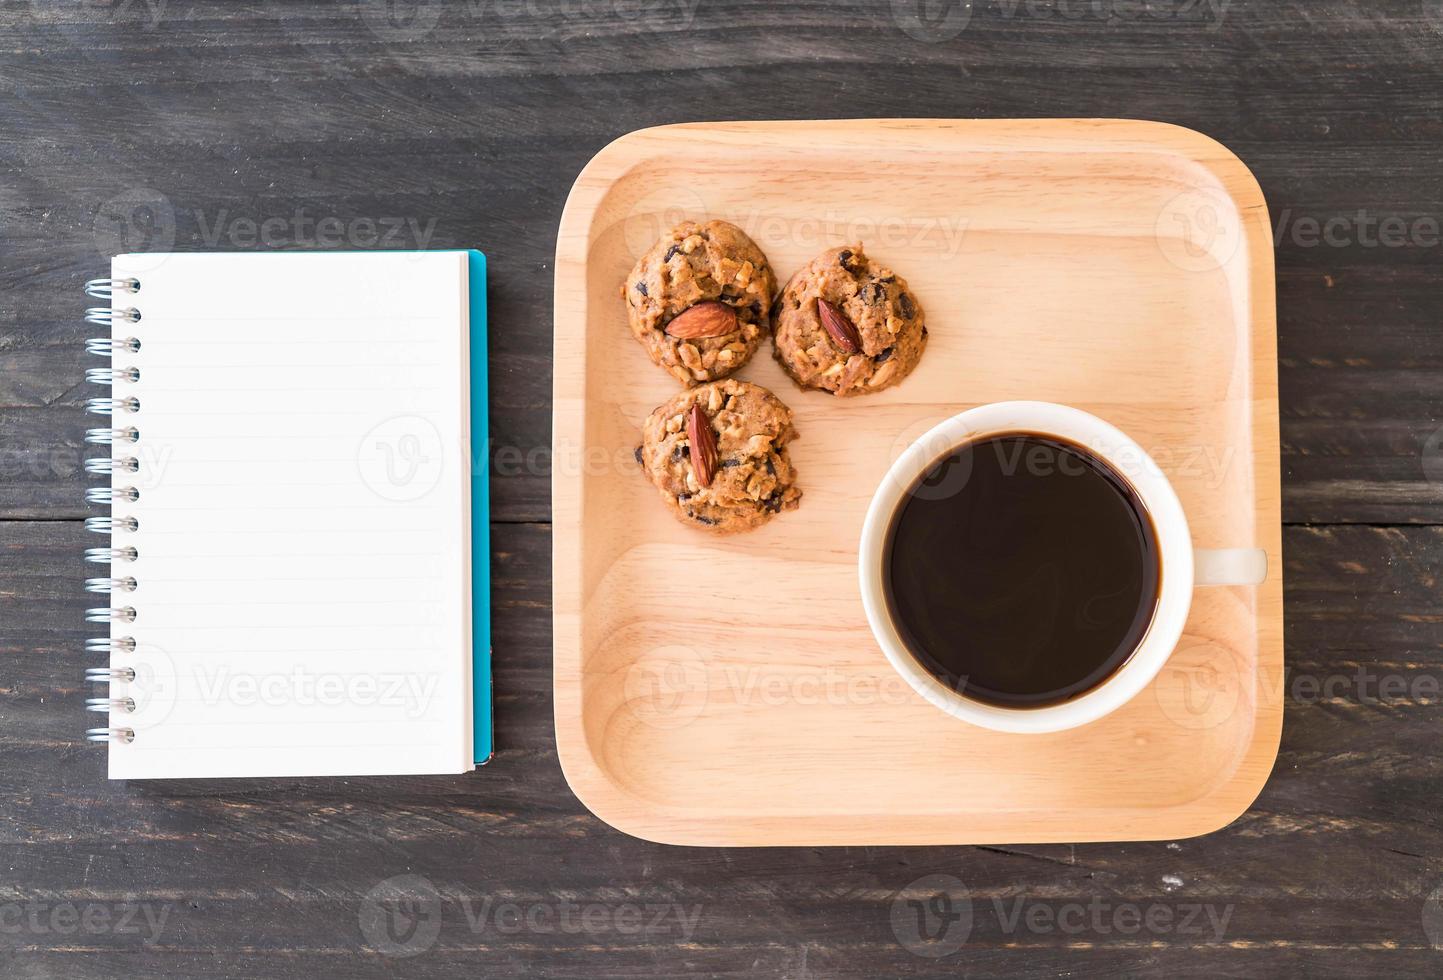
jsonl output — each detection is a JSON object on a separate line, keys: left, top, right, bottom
{"left": 553, "top": 118, "right": 1282, "bottom": 845}
{"left": 3, "top": 520, "right": 1443, "bottom": 976}
{"left": 0, "top": 1, "right": 1438, "bottom": 526}
{"left": 1, "top": 0, "right": 1441, "bottom": 974}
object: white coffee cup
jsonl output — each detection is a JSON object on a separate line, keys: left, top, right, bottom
{"left": 858, "top": 401, "right": 1267, "bottom": 734}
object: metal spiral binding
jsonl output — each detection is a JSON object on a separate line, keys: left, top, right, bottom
{"left": 85, "top": 577, "right": 138, "bottom": 594}
{"left": 84, "top": 547, "right": 138, "bottom": 563}
{"left": 85, "top": 486, "right": 139, "bottom": 504}
{"left": 85, "top": 667, "right": 136, "bottom": 683}
{"left": 85, "top": 274, "right": 142, "bottom": 745}
{"left": 87, "top": 637, "right": 136, "bottom": 654}
{"left": 86, "top": 367, "right": 140, "bottom": 385}
{"left": 85, "top": 516, "right": 138, "bottom": 533}
{"left": 85, "top": 696, "right": 136, "bottom": 713}
{"left": 86, "top": 338, "right": 141, "bottom": 356}
{"left": 85, "top": 307, "right": 141, "bottom": 326}
{"left": 85, "top": 277, "right": 140, "bottom": 299}
{"left": 86, "top": 426, "right": 139, "bottom": 445}
{"left": 86, "top": 728, "right": 135, "bottom": 744}
{"left": 86, "top": 396, "right": 139, "bottom": 415}
{"left": 85, "top": 606, "right": 136, "bottom": 623}
{"left": 84, "top": 457, "right": 139, "bottom": 475}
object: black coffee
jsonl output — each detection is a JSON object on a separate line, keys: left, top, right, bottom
{"left": 883, "top": 432, "right": 1161, "bottom": 708}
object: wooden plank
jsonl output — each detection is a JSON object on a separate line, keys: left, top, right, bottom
{"left": 2, "top": 520, "right": 1443, "bottom": 974}
{"left": 0, "top": 4, "right": 1438, "bottom": 523}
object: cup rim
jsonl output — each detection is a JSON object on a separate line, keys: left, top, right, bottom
{"left": 858, "top": 401, "right": 1195, "bottom": 734}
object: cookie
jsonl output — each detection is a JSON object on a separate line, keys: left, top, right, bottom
{"left": 623, "top": 220, "right": 778, "bottom": 386}
{"left": 637, "top": 379, "right": 801, "bottom": 534}
{"left": 771, "top": 244, "right": 928, "bottom": 396}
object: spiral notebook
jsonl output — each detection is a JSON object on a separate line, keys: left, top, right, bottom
{"left": 82, "top": 251, "right": 491, "bottom": 778}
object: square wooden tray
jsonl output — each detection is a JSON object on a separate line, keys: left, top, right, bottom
{"left": 552, "top": 119, "right": 1281, "bottom": 846}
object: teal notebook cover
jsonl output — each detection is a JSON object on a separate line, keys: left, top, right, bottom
{"left": 466, "top": 249, "right": 492, "bottom": 766}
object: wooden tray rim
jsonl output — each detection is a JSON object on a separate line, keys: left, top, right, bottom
{"left": 552, "top": 118, "right": 1282, "bottom": 846}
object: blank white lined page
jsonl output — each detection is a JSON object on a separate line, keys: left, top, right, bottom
{"left": 104, "top": 252, "right": 472, "bottom": 778}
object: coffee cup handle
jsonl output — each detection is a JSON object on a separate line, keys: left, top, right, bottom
{"left": 1194, "top": 548, "right": 1268, "bottom": 587}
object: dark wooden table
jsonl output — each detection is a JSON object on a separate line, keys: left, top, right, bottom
{"left": 2, "top": 1, "right": 1440, "bottom": 976}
